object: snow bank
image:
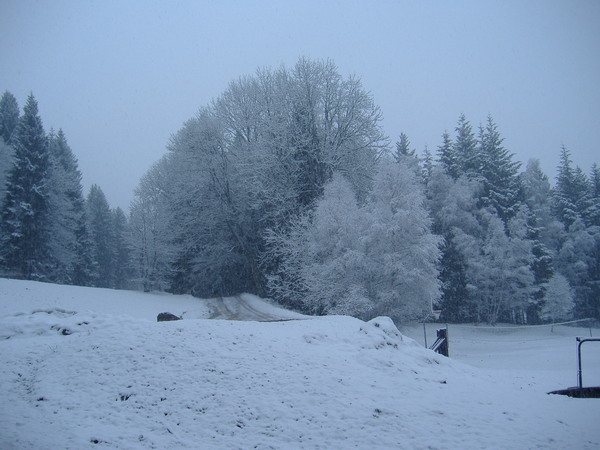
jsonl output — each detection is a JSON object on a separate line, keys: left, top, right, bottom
{"left": 0, "top": 279, "right": 598, "bottom": 449}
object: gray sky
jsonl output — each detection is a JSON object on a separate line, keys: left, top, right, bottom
{"left": 1, "top": 0, "right": 599, "bottom": 211}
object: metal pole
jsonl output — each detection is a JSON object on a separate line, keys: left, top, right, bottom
{"left": 423, "top": 322, "right": 428, "bottom": 349}
{"left": 576, "top": 338, "right": 600, "bottom": 389}
{"left": 577, "top": 338, "right": 583, "bottom": 389}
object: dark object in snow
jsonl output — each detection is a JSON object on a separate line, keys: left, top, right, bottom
{"left": 549, "top": 337, "right": 600, "bottom": 398}
{"left": 430, "top": 328, "right": 449, "bottom": 357}
{"left": 548, "top": 386, "right": 600, "bottom": 398}
{"left": 157, "top": 312, "right": 181, "bottom": 322}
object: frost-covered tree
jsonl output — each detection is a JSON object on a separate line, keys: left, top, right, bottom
{"left": 437, "top": 131, "right": 459, "bottom": 179}
{"left": 129, "top": 155, "right": 177, "bottom": 292}
{"left": 454, "top": 210, "right": 534, "bottom": 324}
{"left": 393, "top": 132, "right": 415, "bottom": 161}
{"left": 362, "top": 158, "right": 442, "bottom": 320}
{"left": 477, "top": 116, "right": 522, "bottom": 223}
{"left": 111, "top": 207, "right": 131, "bottom": 289}
{"left": 46, "top": 129, "right": 90, "bottom": 284}
{"left": 0, "top": 91, "right": 19, "bottom": 144}
{"left": 267, "top": 159, "right": 441, "bottom": 322}
{"left": 556, "top": 218, "right": 600, "bottom": 318}
{"left": 271, "top": 173, "right": 371, "bottom": 316}
{"left": 144, "top": 58, "right": 387, "bottom": 297}
{"left": 0, "top": 92, "right": 19, "bottom": 210}
{"left": 86, "top": 184, "right": 113, "bottom": 287}
{"left": 540, "top": 273, "right": 574, "bottom": 322}
{"left": 0, "top": 94, "right": 51, "bottom": 279}
{"left": 453, "top": 114, "right": 479, "bottom": 179}
{"left": 588, "top": 164, "right": 600, "bottom": 227}
{"left": 422, "top": 145, "right": 433, "bottom": 184}
{"left": 427, "top": 168, "right": 481, "bottom": 321}
{"left": 553, "top": 146, "right": 587, "bottom": 228}
{"left": 0, "top": 140, "right": 14, "bottom": 211}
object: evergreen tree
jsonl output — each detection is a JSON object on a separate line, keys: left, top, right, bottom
{"left": 393, "top": 132, "right": 421, "bottom": 175}
{"left": 553, "top": 146, "right": 583, "bottom": 227}
{"left": 437, "top": 131, "right": 459, "bottom": 179}
{"left": 556, "top": 219, "right": 600, "bottom": 319}
{"left": 46, "top": 129, "right": 90, "bottom": 284}
{"left": 453, "top": 114, "right": 479, "bottom": 178}
{"left": 438, "top": 232, "right": 470, "bottom": 322}
{"left": 86, "top": 184, "right": 113, "bottom": 287}
{"left": 422, "top": 145, "right": 434, "bottom": 184}
{"left": 0, "top": 140, "right": 14, "bottom": 211}
{"left": 454, "top": 210, "right": 534, "bottom": 324}
{"left": 111, "top": 207, "right": 131, "bottom": 289}
{"left": 0, "top": 91, "right": 19, "bottom": 144}
{"left": 571, "top": 166, "right": 593, "bottom": 226}
{"left": 477, "top": 116, "right": 522, "bottom": 223}
{"left": 393, "top": 133, "right": 416, "bottom": 161}
{"left": 0, "top": 94, "right": 51, "bottom": 279}
{"left": 588, "top": 164, "right": 600, "bottom": 227}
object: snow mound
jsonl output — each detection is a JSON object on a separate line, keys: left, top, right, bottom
{"left": 0, "top": 279, "right": 598, "bottom": 449}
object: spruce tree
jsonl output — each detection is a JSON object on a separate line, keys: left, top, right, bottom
{"left": 393, "top": 133, "right": 416, "bottom": 161}
{"left": 477, "top": 116, "right": 522, "bottom": 223}
{"left": 0, "top": 94, "right": 51, "bottom": 279}
{"left": 46, "top": 129, "right": 91, "bottom": 284}
{"left": 553, "top": 146, "right": 581, "bottom": 227}
{"left": 588, "top": 164, "right": 600, "bottom": 226}
{"left": 111, "top": 207, "right": 131, "bottom": 289}
{"left": 453, "top": 114, "right": 479, "bottom": 178}
{"left": 393, "top": 132, "right": 421, "bottom": 175}
{"left": 86, "top": 184, "right": 114, "bottom": 287}
{"left": 422, "top": 145, "right": 433, "bottom": 184}
{"left": 437, "top": 131, "right": 459, "bottom": 179}
{"left": 438, "top": 233, "right": 470, "bottom": 322}
{"left": 0, "top": 91, "right": 19, "bottom": 144}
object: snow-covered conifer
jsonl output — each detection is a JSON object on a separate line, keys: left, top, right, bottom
{"left": 0, "top": 94, "right": 51, "bottom": 279}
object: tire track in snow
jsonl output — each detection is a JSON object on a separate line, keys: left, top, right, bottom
{"left": 207, "top": 296, "right": 290, "bottom": 322}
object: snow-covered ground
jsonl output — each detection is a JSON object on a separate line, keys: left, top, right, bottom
{"left": 0, "top": 279, "right": 598, "bottom": 449}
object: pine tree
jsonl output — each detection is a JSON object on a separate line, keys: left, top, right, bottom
{"left": 437, "top": 131, "right": 459, "bottom": 179}
{"left": 393, "top": 133, "right": 416, "bottom": 161}
{"left": 422, "top": 145, "right": 434, "bottom": 184}
{"left": 438, "top": 232, "right": 470, "bottom": 322}
{"left": 393, "top": 132, "right": 421, "bottom": 175}
{"left": 0, "top": 140, "right": 14, "bottom": 211}
{"left": 453, "top": 114, "right": 479, "bottom": 178}
{"left": 572, "top": 166, "right": 593, "bottom": 226}
{"left": 46, "top": 129, "right": 91, "bottom": 283}
{"left": 0, "top": 94, "right": 51, "bottom": 279}
{"left": 588, "top": 164, "right": 600, "bottom": 226}
{"left": 0, "top": 91, "right": 19, "bottom": 144}
{"left": 477, "top": 116, "right": 522, "bottom": 223}
{"left": 111, "top": 207, "right": 131, "bottom": 289}
{"left": 553, "top": 146, "right": 583, "bottom": 228}
{"left": 86, "top": 184, "right": 114, "bottom": 287}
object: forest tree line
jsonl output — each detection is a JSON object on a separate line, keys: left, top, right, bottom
{"left": 1, "top": 58, "right": 598, "bottom": 324}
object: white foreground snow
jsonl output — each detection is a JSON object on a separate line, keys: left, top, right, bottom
{"left": 0, "top": 279, "right": 598, "bottom": 449}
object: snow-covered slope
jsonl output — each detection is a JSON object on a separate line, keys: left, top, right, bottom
{"left": 0, "top": 279, "right": 598, "bottom": 449}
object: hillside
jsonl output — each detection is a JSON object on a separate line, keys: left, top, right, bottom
{"left": 0, "top": 279, "right": 598, "bottom": 449}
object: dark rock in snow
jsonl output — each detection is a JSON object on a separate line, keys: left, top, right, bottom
{"left": 157, "top": 312, "right": 181, "bottom": 322}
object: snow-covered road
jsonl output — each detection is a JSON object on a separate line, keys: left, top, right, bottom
{"left": 204, "top": 294, "right": 307, "bottom": 322}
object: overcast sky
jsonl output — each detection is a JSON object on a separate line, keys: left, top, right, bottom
{"left": 1, "top": 0, "right": 599, "bottom": 211}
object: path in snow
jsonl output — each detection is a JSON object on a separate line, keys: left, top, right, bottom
{"left": 203, "top": 294, "right": 307, "bottom": 322}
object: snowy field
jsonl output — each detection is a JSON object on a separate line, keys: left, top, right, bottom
{"left": 0, "top": 279, "right": 598, "bottom": 449}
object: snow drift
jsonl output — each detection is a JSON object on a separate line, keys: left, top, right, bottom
{"left": 0, "top": 279, "right": 597, "bottom": 449}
